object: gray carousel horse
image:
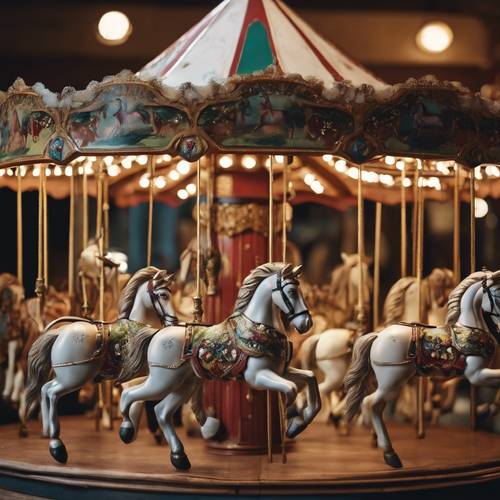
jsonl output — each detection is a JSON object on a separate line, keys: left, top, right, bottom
{"left": 117, "top": 263, "right": 321, "bottom": 470}
{"left": 25, "top": 267, "right": 178, "bottom": 464}
{"left": 345, "top": 269, "right": 500, "bottom": 468}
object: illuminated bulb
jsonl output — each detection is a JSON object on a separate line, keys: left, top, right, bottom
{"left": 396, "top": 160, "right": 405, "bottom": 171}
{"left": 334, "top": 159, "right": 347, "bottom": 172}
{"left": 33, "top": 167, "right": 40, "bottom": 177}
{"left": 322, "top": 154, "right": 333, "bottom": 162}
{"left": 379, "top": 174, "right": 394, "bottom": 186}
{"left": 385, "top": 156, "right": 395, "bottom": 165}
{"left": 107, "top": 164, "right": 121, "bottom": 177}
{"left": 78, "top": 166, "right": 84, "bottom": 175}
{"left": 274, "top": 155, "right": 285, "bottom": 164}
{"left": 242, "top": 155, "right": 256, "bottom": 169}
{"left": 474, "top": 198, "right": 488, "bottom": 218}
{"left": 139, "top": 175, "right": 150, "bottom": 188}
{"left": 88, "top": 156, "right": 97, "bottom": 162}
{"left": 121, "top": 157, "right": 133, "bottom": 169}
{"left": 474, "top": 167, "right": 482, "bottom": 180}
{"left": 186, "top": 183, "right": 196, "bottom": 195}
{"left": 154, "top": 176, "right": 166, "bottom": 189}
{"left": 169, "top": 170, "right": 180, "bottom": 181}
{"left": 103, "top": 155, "right": 114, "bottom": 166}
{"left": 403, "top": 177, "right": 412, "bottom": 187}
{"left": 416, "top": 21, "right": 453, "bottom": 54}
{"left": 45, "top": 167, "right": 51, "bottom": 176}
{"left": 97, "top": 11, "right": 132, "bottom": 45}
{"left": 162, "top": 154, "right": 172, "bottom": 162}
{"left": 65, "top": 166, "right": 73, "bottom": 176}
{"left": 304, "top": 173, "right": 315, "bottom": 185}
{"left": 177, "top": 160, "right": 190, "bottom": 175}
{"left": 7, "top": 168, "right": 14, "bottom": 176}
{"left": 84, "top": 164, "right": 94, "bottom": 175}
{"left": 53, "top": 166, "right": 62, "bottom": 176}
{"left": 20, "top": 166, "right": 27, "bottom": 177}
{"left": 485, "top": 164, "right": 500, "bottom": 177}
{"left": 219, "top": 155, "right": 233, "bottom": 169}
{"left": 347, "top": 167, "right": 359, "bottom": 179}
{"left": 311, "top": 180, "right": 324, "bottom": 194}
{"left": 365, "top": 171, "right": 379, "bottom": 183}
{"left": 0, "top": 169, "right": 4, "bottom": 176}
{"left": 177, "top": 189, "right": 188, "bottom": 200}
{"left": 137, "top": 155, "right": 148, "bottom": 166}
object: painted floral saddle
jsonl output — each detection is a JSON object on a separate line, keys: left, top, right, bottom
{"left": 184, "top": 313, "right": 292, "bottom": 380}
{"left": 406, "top": 323, "right": 497, "bottom": 377}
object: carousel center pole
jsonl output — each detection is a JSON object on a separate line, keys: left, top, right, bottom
{"left": 469, "top": 168, "right": 477, "bottom": 431}
{"left": 193, "top": 159, "right": 203, "bottom": 322}
{"left": 35, "top": 166, "right": 47, "bottom": 322}
{"left": 356, "top": 165, "right": 366, "bottom": 333}
{"left": 147, "top": 156, "right": 155, "bottom": 267}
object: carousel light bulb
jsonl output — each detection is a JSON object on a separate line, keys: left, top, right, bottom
{"left": 474, "top": 198, "right": 488, "bottom": 218}
{"left": 154, "top": 176, "right": 167, "bottom": 189}
{"left": 177, "top": 160, "right": 191, "bottom": 175}
{"left": 365, "top": 171, "right": 379, "bottom": 183}
{"left": 304, "top": 173, "right": 315, "bottom": 185}
{"left": 97, "top": 11, "right": 132, "bottom": 45}
{"left": 0, "top": 169, "right": 4, "bottom": 176}
{"left": 416, "top": 21, "right": 453, "bottom": 54}
{"left": 78, "top": 166, "right": 84, "bottom": 175}
{"left": 20, "top": 166, "right": 27, "bottom": 177}
{"left": 396, "top": 160, "right": 405, "bottom": 171}
{"left": 137, "top": 155, "right": 148, "bottom": 166}
{"left": 403, "top": 177, "right": 412, "bottom": 187}
{"left": 384, "top": 156, "right": 396, "bottom": 166}
{"left": 84, "top": 164, "right": 94, "bottom": 175}
{"left": 219, "top": 155, "right": 233, "bottom": 169}
{"left": 274, "top": 155, "right": 285, "bottom": 164}
{"left": 103, "top": 155, "right": 114, "bottom": 166}
{"left": 334, "top": 159, "right": 347, "bottom": 172}
{"left": 322, "top": 154, "right": 333, "bottom": 162}
{"left": 33, "top": 166, "right": 40, "bottom": 177}
{"left": 162, "top": 154, "right": 172, "bottom": 162}
{"left": 53, "top": 166, "right": 62, "bottom": 176}
{"left": 65, "top": 166, "right": 73, "bottom": 176}
{"left": 139, "top": 174, "right": 150, "bottom": 188}
{"left": 107, "top": 164, "right": 121, "bottom": 177}
{"left": 311, "top": 180, "right": 324, "bottom": 194}
{"left": 121, "top": 157, "right": 133, "bottom": 169}
{"left": 88, "top": 156, "right": 97, "bottom": 162}
{"left": 186, "top": 183, "right": 196, "bottom": 195}
{"left": 241, "top": 155, "right": 256, "bottom": 169}
{"left": 474, "top": 167, "right": 483, "bottom": 180}
{"left": 347, "top": 166, "right": 359, "bottom": 179}
{"left": 169, "top": 170, "right": 180, "bottom": 181}
{"left": 177, "top": 189, "right": 188, "bottom": 200}
{"left": 6, "top": 168, "right": 14, "bottom": 176}
{"left": 485, "top": 164, "right": 500, "bottom": 177}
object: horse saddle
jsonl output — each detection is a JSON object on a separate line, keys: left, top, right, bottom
{"left": 404, "top": 322, "right": 497, "bottom": 377}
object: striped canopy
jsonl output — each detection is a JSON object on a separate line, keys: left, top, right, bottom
{"left": 139, "top": 0, "right": 386, "bottom": 90}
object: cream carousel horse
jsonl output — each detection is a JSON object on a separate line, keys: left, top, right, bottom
{"left": 298, "top": 253, "right": 371, "bottom": 426}
{"left": 344, "top": 269, "right": 500, "bottom": 468}
{"left": 25, "top": 267, "right": 178, "bottom": 464}
{"left": 118, "top": 263, "right": 320, "bottom": 470}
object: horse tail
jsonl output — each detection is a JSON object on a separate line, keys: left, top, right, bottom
{"left": 344, "top": 332, "right": 377, "bottom": 422}
{"left": 116, "top": 326, "right": 157, "bottom": 384}
{"left": 299, "top": 333, "right": 320, "bottom": 370}
{"left": 24, "top": 332, "right": 58, "bottom": 418}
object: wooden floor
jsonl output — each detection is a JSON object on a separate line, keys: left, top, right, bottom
{"left": 0, "top": 416, "right": 499, "bottom": 496}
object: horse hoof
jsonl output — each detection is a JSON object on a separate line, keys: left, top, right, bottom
{"left": 119, "top": 424, "right": 135, "bottom": 444}
{"left": 201, "top": 417, "right": 220, "bottom": 440}
{"left": 18, "top": 425, "right": 28, "bottom": 438}
{"left": 49, "top": 443, "right": 68, "bottom": 464}
{"left": 329, "top": 413, "right": 341, "bottom": 428}
{"left": 383, "top": 449, "right": 403, "bottom": 468}
{"left": 170, "top": 451, "right": 191, "bottom": 470}
{"left": 286, "top": 419, "right": 306, "bottom": 439}
{"left": 154, "top": 431, "right": 163, "bottom": 445}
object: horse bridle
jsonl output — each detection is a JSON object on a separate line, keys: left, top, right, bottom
{"left": 272, "top": 273, "right": 309, "bottom": 321}
{"left": 147, "top": 279, "right": 178, "bottom": 327}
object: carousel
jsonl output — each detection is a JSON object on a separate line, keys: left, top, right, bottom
{"left": 0, "top": 0, "right": 500, "bottom": 496}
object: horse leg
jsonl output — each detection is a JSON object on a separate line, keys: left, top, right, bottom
{"left": 41, "top": 379, "right": 57, "bottom": 438}
{"left": 367, "top": 364, "right": 415, "bottom": 468}
{"left": 18, "top": 388, "right": 28, "bottom": 438}
{"left": 190, "top": 383, "right": 220, "bottom": 439}
{"left": 2, "top": 340, "right": 17, "bottom": 398}
{"left": 465, "top": 356, "right": 500, "bottom": 386}
{"left": 12, "top": 368, "right": 24, "bottom": 403}
{"left": 154, "top": 379, "right": 196, "bottom": 470}
{"left": 317, "top": 356, "right": 349, "bottom": 425}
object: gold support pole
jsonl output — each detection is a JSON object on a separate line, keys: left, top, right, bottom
{"left": 147, "top": 156, "right": 155, "bottom": 267}
{"left": 282, "top": 158, "right": 288, "bottom": 262}
{"left": 400, "top": 165, "right": 407, "bottom": 278}
{"left": 68, "top": 171, "right": 75, "bottom": 297}
{"left": 412, "top": 164, "right": 419, "bottom": 275}
{"left": 453, "top": 164, "right": 461, "bottom": 283}
{"left": 43, "top": 168, "right": 48, "bottom": 287}
{"left": 82, "top": 170, "right": 88, "bottom": 249}
{"left": 356, "top": 167, "right": 366, "bottom": 333}
{"left": 373, "top": 202, "right": 382, "bottom": 328}
{"left": 267, "top": 155, "right": 274, "bottom": 463}
{"left": 96, "top": 169, "right": 105, "bottom": 322}
{"left": 103, "top": 175, "right": 109, "bottom": 252}
{"left": 469, "top": 168, "right": 477, "bottom": 431}
{"left": 193, "top": 159, "right": 203, "bottom": 322}
{"left": 16, "top": 167, "right": 23, "bottom": 285}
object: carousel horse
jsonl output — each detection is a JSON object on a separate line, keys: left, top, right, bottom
{"left": 344, "top": 269, "right": 500, "bottom": 468}
{"left": 298, "top": 253, "right": 371, "bottom": 427}
{"left": 117, "top": 263, "right": 320, "bottom": 470}
{"left": 24, "top": 267, "right": 179, "bottom": 464}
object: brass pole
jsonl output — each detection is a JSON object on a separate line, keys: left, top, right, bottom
{"left": 192, "top": 159, "right": 203, "bottom": 322}
{"left": 469, "top": 168, "right": 477, "bottom": 430}
{"left": 43, "top": 168, "right": 48, "bottom": 287}
{"left": 400, "top": 165, "right": 407, "bottom": 278}
{"left": 96, "top": 170, "right": 105, "bottom": 322}
{"left": 147, "top": 156, "right": 155, "bottom": 267}
{"left": 453, "top": 164, "right": 461, "bottom": 283}
{"left": 68, "top": 171, "right": 75, "bottom": 297}
{"left": 356, "top": 167, "right": 366, "bottom": 333}
{"left": 373, "top": 202, "right": 382, "bottom": 328}
{"left": 267, "top": 155, "right": 274, "bottom": 463}
{"left": 282, "top": 158, "right": 288, "bottom": 262}
{"left": 103, "top": 174, "right": 109, "bottom": 252}
{"left": 82, "top": 170, "right": 88, "bottom": 249}
{"left": 16, "top": 167, "right": 23, "bottom": 285}
{"left": 35, "top": 166, "right": 46, "bottom": 322}
{"left": 412, "top": 164, "right": 419, "bottom": 275}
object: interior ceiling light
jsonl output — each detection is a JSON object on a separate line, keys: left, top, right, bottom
{"left": 98, "top": 11, "right": 132, "bottom": 46}
{"left": 416, "top": 21, "right": 453, "bottom": 54}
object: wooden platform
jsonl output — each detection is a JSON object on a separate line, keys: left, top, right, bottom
{"left": 0, "top": 416, "right": 499, "bottom": 496}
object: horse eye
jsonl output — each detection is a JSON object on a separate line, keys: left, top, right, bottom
{"left": 288, "top": 289, "right": 298, "bottom": 298}
{"left": 160, "top": 293, "right": 168, "bottom": 300}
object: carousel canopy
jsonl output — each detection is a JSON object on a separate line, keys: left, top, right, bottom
{"left": 138, "top": 0, "right": 386, "bottom": 90}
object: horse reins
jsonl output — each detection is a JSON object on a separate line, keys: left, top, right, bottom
{"left": 272, "top": 273, "right": 309, "bottom": 321}
{"left": 147, "top": 279, "right": 178, "bottom": 327}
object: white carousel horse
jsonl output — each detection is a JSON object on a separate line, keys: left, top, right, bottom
{"left": 24, "top": 267, "right": 178, "bottom": 464}
{"left": 298, "top": 253, "right": 371, "bottom": 425}
{"left": 344, "top": 269, "right": 500, "bottom": 468}
{"left": 117, "top": 263, "right": 320, "bottom": 470}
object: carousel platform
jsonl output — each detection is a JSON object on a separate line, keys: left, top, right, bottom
{"left": 0, "top": 416, "right": 499, "bottom": 498}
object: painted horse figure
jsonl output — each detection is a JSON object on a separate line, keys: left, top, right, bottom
{"left": 118, "top": 263, "right": 320, "bottom": 470}
{"left": 344, "top": 269, "right": 500, "bottom": 468}
{"left": 25, "top": 267, "right": 178, "bottom": 464}
{"left": 298, "top": 253, "right": 371, "bottom": 427}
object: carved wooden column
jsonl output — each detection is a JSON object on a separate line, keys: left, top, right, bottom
{"left": 202, "top": 170, "right": 281, "bottom": 453}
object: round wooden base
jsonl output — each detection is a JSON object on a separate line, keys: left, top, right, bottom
{"left": 0, "top": 416, "right": 499, "bottom": 497}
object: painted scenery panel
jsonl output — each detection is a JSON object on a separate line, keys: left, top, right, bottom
{"left": 0, "top": 95, "right": 55, "bottom": 163}
{"left": 198, "top": 93, "right": 353, "bottom": 150}
{"left": 67, "top": 84, "right": 189, "bottom": 151}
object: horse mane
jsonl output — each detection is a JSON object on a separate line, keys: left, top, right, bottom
{"left": 382, "top": 276, "right": 417, "bottom": 326}
{"left": 233, "top": 263, "right": 286, "bottom": 313}
{"left": 118, "top": 266, "right": 160, "bottom": 319}
{"left": 445, "top": 271, "right": 485, "bottom": 325}
{"left": 328, "top": 259, "right": 357, "bottom": 311}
